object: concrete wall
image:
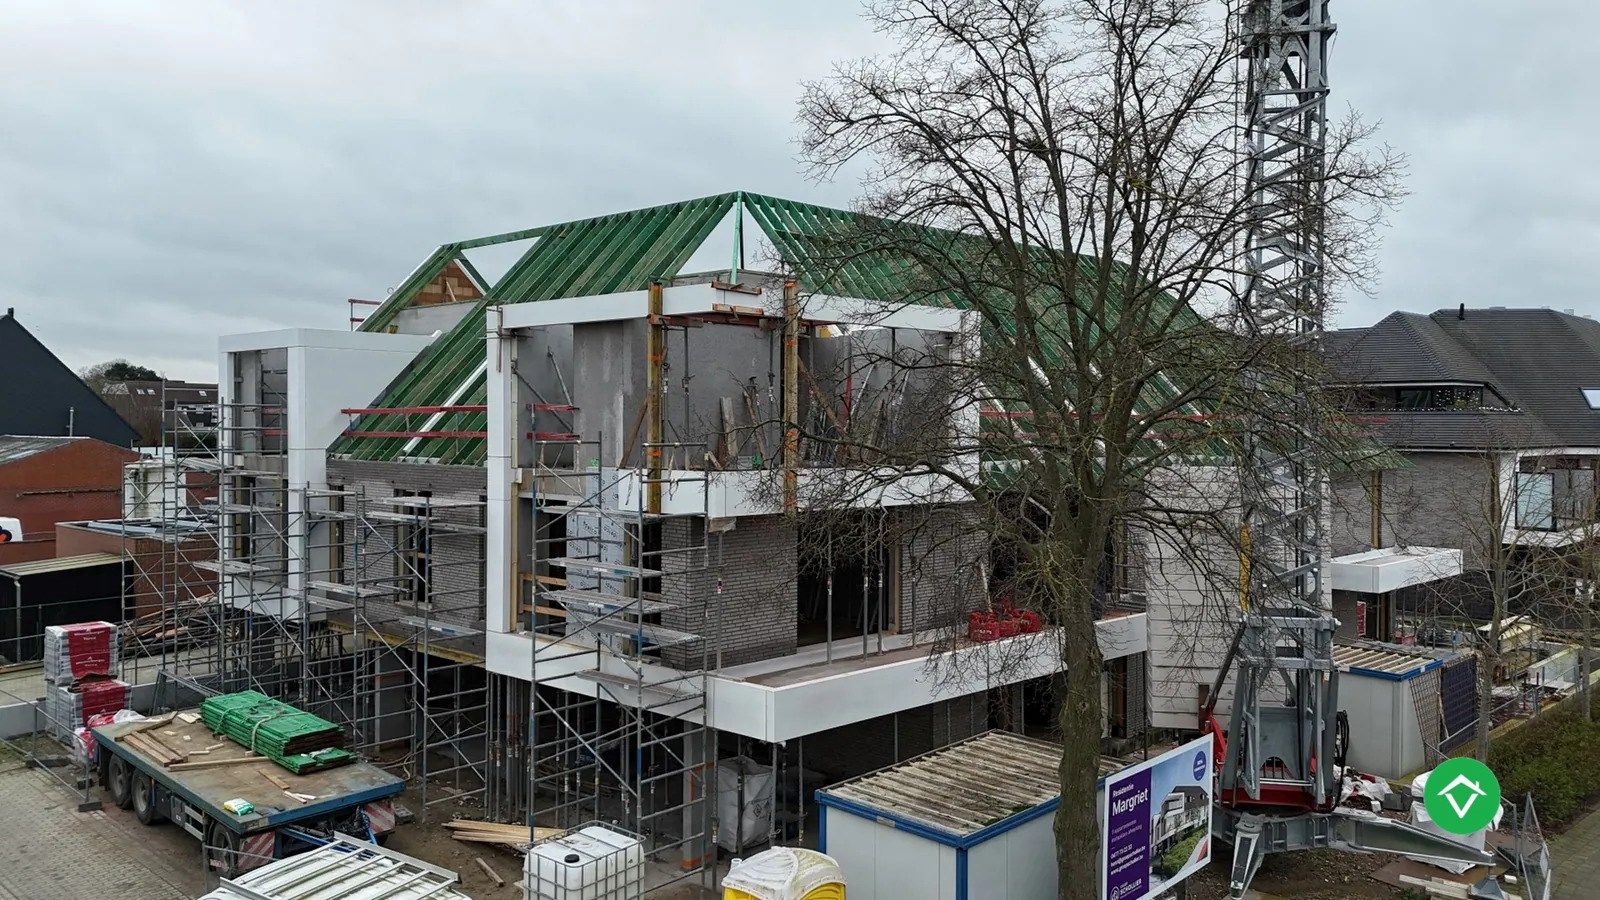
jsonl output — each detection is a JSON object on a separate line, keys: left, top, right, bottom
{"left": 392, "top": 301, "right": 476, "bottom": 336}
{"left": 567, "top": 318, "right": 957, "bottom": 470}
{"left": 571, "top": 321, "right": 651, "bottom": 467}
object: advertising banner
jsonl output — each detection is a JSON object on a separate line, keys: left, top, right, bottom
{"left": 1100, "top": 733, "right": 1214, "bottom": 900}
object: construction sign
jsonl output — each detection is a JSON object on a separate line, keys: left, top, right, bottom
{"left": 1100, "top": 733, "right": 1214, "bottom": 900}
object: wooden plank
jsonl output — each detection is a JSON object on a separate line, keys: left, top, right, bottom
{"left": 475, "top": 857, "right": 506, "bottom": 887}
{"left": 168, "top": 753, "right": 262, "bottom": 772}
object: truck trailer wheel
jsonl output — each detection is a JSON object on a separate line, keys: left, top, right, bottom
{"left": 204, "top": 819, "right": 242, "bottom": 878}
{"left": 106, "top": 755, "right": 133, "bottom": 810}
{"left": 132, "top": 771, "right": 165, "bottom": 825}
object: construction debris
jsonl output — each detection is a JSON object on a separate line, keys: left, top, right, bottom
{"left": 474, "top": 856, "right": 505, "bottom": 887}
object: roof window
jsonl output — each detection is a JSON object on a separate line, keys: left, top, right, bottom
{"left": 1584, "top": 389, "right": 1600, "bottom": 409}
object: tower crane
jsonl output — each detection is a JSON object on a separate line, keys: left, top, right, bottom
{"left": 1207, "top": 3, "right": 1552, "bottom": 898}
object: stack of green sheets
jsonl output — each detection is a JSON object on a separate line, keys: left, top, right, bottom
{"left": 200, "top": 690, "right": 356, "bottom": 775}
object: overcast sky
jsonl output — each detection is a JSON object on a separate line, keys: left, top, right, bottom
{"left": 4, "top": 1, "right": 1596, "bottom": 382}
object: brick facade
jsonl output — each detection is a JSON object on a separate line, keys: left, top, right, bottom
{"left": 661, "top": 514, "right": 799, "bottom": 669}
{"left": 798, "top": 693, "right": 987, "bottom": 781}
{"left": 0, "top": 438, "right": 137, "bottom": 540}
{"left": 1330, "top": 452, "right": 1495, "bottom": 565}
{"left": 325, "top": 459, "right": 488, "bottom": 631}
{"left": 894, "top": 503, "right": 988, "bottom": 635}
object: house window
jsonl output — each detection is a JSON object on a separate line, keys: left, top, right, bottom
{"left": 1515, "top": 471, "right": 1555, "bottom": 531}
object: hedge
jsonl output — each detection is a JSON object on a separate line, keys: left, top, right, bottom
{"left": 1484, "top": 692, "right": 1600, "bottom": 827}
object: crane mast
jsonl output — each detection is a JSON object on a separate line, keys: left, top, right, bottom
{"left": 1227, "top": 0, "right": 1338, "bottom": 813}
{"left": 1219, "top": 0, "right": 1349, "bottom": 889}
{"left": 1214, "top": 5, "right": 1548, "bottom": 898}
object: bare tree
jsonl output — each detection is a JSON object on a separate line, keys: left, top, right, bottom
{"left": 794, "top": 1, "right": 1402, "bottom": 894}
{"left": 1398, "top": 444, "right": 1584, "bottom": 759}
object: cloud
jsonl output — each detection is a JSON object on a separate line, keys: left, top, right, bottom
{"left": 3, "top": 0, "right": 1593, "bottom": 380}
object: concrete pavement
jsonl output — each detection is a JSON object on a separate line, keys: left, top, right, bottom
{"left": 1552, "top": 803, "right": 1600, "bottom": 900}
{"left": 0, "top": 752, "right": 200, "bottom": 900}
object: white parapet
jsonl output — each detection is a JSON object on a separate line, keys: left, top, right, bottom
{"left": 484, "top": 613, "right": 1146, "bottom": 742}
{"left": 1328, "top": 547, "right": 1464, "bottom": 594}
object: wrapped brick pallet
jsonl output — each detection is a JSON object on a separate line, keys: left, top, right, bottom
{"left": 43, "top": 621, "right": 120, "bottom": 685}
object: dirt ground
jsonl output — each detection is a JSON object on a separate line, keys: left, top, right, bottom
{"left": 1187, "top": 849, "right": 1403, "bottom": 900}
{"left": 383, "top": 791, "right": 718, "bottom": 899}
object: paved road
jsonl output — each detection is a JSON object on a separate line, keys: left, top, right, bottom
{"left": 0, "top": 753, "right": 200, "bottom": 900}
{"left": 1552, "top": 804, "right": 1600, "bottom": 900}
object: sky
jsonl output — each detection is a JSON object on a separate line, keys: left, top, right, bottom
{"left": 4, "top": 1, "right": 1597, "bottom": 382}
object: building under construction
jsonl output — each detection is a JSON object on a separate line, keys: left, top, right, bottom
{"left": 100, "top": 191, "right": 1152, "bottom": 894}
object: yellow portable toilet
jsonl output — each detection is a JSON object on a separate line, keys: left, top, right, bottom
{"left": 724, "top": 847, "right": 846, "bottom": 900}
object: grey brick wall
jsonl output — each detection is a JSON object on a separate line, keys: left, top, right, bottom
{"left": 326, "top": 459, "right": 488, "bottom": 631}
{"left": 1330, "top": 472, "right": 1377, "bottom": 558}
{"left": 661, "top": 514, "right": 799, "bottom": 669}
{"left": 1330, "top": 452, "right": 1496, "bottom": 568}
{"left": 798, "top": 693, "right": 986, "bottom": 781}
{"left": 894, "top": 503, "right": 988, "bottom": 635}
{"left": 1127, "top": 651, "right": 1147, "bottom": 739}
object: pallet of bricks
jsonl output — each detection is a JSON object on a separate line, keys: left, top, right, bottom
{"left": 41, "top": 622, "right": 129, "bottom": 744}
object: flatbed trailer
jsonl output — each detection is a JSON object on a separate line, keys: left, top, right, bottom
{"left": 92, "top": 711, "right": 405, "bottom": 877}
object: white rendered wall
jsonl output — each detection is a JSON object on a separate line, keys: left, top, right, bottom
{"left": 219, "top": 328, "right": 434, "bottom": 601}
{"left": 965, "top": 814, "right": 1057, "bottom": 900}
{"left": 823, "top": 810, "right": 955, "bottom": 900}
{"left": 485, "top": 614, "right": 1145, "bottom": 742}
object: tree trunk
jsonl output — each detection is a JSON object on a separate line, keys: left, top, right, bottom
{"left": 1054, "top": 599, "right": 1105, "bottom": 900}
{"left": 1474, "top": 641, "right": 1494, "bottom": 762}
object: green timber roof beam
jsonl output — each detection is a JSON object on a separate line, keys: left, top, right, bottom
{"left": 331, "top": 193, "right": 741, "bottom": 464}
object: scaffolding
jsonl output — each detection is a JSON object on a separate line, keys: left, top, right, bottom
{"left": 117, "top": 382, "right": 494, "bottom": 824}
{"left": 524, "top": 433, "right": 717, "bottom": 896}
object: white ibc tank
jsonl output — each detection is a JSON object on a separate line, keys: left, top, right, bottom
{"left": 524, "top": 825, "right": 644, "bottom": 900}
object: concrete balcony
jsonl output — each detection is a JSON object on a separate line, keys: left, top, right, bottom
{"left": 484, "top": 611, "right": 1145, "bottom": 742}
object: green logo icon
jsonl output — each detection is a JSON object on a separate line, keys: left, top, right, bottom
{"left": 1423, "top": 758, "right": 1501, "bottom": 834}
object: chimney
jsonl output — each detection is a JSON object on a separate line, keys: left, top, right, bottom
{"left": 1457, "top": 303, "right": 1465, "bottom": 320}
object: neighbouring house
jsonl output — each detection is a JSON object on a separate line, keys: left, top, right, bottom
{"left": 98, "top": 379, "right": 219, "bottom": 447}
{"left": 0, "top": 435, "right": 139, "bottom": 565}
{"left": 1325, "top": 306, "right": 1600, "bottom": 641}
{"left": 0, "top": 308, "right": 137, "bottom": 447}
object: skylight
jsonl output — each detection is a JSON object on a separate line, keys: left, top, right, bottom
{"left": 1583, "top": 389, "right": 1600, "bottom": 409}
